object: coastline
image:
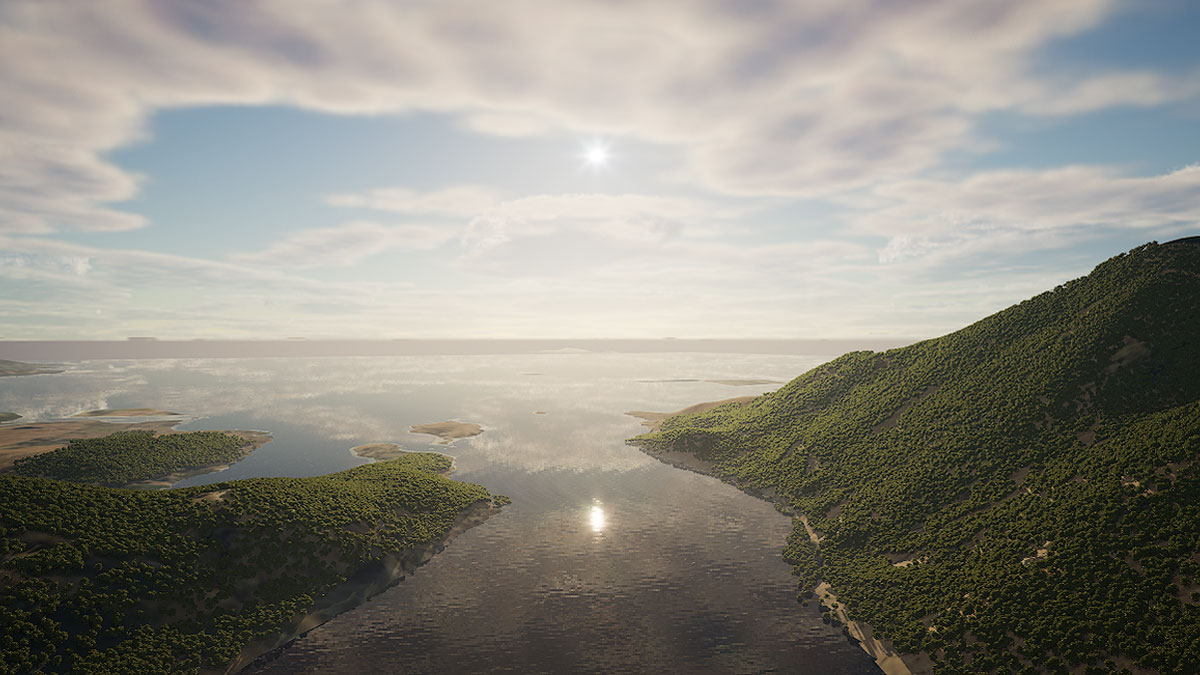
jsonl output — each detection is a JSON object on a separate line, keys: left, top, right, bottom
{"left": 0, "top": 415, "right": 273, "bottom": 488}
{"left": 122, "top": 429, "right": 274, "bottom": 489}
{"left": 626, "top": 395, "right": 758, "bottom": 433}
{"left": 224, "top": 497, "right": 504, "bottom": 674}
{"left": 627, "top": 418, "right": 929, "bottom": 675}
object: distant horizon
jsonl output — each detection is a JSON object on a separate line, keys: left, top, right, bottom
{"left": 0, "top": 336, "right": 920, "bottom": 361}
{"left": 3, "top": 2, "right": 1198, "bottom": 341}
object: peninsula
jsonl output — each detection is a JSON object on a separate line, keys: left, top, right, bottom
{"left": 0, "top": 453, "right": 508, "bottom": 674}
{"left": 9, "top": 428, "right": 272, "bottom": 488}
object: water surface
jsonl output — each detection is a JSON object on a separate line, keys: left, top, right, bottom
{"left": 0, "top": 352, "right": 882, "bottom": 674}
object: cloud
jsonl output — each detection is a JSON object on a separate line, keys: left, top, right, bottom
{"left": 854, "top": 163, "right": 1200, "bottom": 247}
{"left": 328, "top": 187, "right": 731, "bottom": 254}
{"left": 324, "top": 186, "right": 504, "bottom": 217}
{"left": 230, "top": 221, "right": 457, "bottom": 267}
{"left": 3, "top": 0, "right": 1196, "bottom": 236}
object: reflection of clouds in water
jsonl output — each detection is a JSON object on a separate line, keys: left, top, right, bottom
{"left": 465, "top": 422, "right": 656, "bottom": 473}
{"left": 0, "top": 353, "right": 828, "bottom": 472}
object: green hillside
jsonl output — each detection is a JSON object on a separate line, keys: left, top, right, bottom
{"left": 11, "top": 430, "right": 257, "bottom": 487}
{"left": 0, "top": 454, "right": 507, "bottom": 674}
{"left": 632, "top": 240, "right": 1200, "bottom": 674}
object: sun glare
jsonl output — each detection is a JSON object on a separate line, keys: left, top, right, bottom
{"left": 581, "top": 141, "right": 611, "bottom": 169}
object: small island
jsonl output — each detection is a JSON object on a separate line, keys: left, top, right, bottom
{"left": 410, "top": 420, "right": 484, "bottom": 444}
{"left": 0, "top": 359, "right": 63, "bottom": 377}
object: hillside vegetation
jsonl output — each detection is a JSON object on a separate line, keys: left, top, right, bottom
{"left": 11, "top": 430, "right": 257, "bottom": 487}
{"left": 0, "top": 454, "right": 507, "bottom": 674}
{"left": 632, "top": 240, "right": 1200, "bottom": 674}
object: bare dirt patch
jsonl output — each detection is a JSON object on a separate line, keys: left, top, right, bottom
{"left": 410, "top": 421, "right": 483, "bottom": 444}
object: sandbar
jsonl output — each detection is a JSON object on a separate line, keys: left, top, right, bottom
{"left": 410, "top": 421, "right": 483, "bottom": 444}
{"left": 72, "top": 408, "right": 181, "bottom": 417}
{"left": 0, "top": 413, "right": 20, "bottom": 423}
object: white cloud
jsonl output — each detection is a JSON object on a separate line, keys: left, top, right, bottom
{"left": 230, "top": 221, "right": 457, "bottom": 268}
{"left": 849, "top": 164, "right": 1200, "bottom": 263}
{"left": 2, "top": 0, "right": 1195, "bottom": 237}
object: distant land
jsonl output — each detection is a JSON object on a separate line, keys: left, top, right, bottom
{"left": 0, "top": 338, "right": 913, "bottom": 361}
{"left": 632, "top": 239, "right": 1200, "bottom": 674}
{"left": 0, "top": 359, "right": 63, "bottom": 376}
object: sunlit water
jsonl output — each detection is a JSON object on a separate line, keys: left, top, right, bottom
{"left": 0, "top": 353, "right": 881, "bottom": 674}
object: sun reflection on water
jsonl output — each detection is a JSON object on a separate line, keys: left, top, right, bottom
{"left": 589, "top": 502, "right": 606, "bottom": 533}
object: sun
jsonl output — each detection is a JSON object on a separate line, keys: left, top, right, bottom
{"left": 581, "top": 140, "right": 611, "bottom": 169}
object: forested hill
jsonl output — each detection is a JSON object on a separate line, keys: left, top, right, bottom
{"left": 632, "top": 240, "right": 1200, "bottom": 674}
{"left": 1, "top": 453, "right": 508, "bottom": 674}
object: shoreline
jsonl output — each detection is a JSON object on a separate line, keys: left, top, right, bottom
{"left": 225, "top": 497, "right": 504, "bottom": 674}
{"left": 627, "top": 431, "right": 929, "bottom": 675}
{"left": 626, "top": 395, "right": 759, "bottom": 433}
{"left": 0, "top": 415, "right": 273, "bottom": 488}
{"left": 348, "top": 443, "right": 460, "bottom": 474}
{"left": 123, "top": 429, "right": 274, "bottom": 489}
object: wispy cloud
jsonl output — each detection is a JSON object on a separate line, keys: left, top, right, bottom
{"left": 850, "top": 164, "right": 1200, "bottom": 262}
{"left": 3, "top": 0, "right": 1193, "bottom": 234}
{"left": 324, "top": 186, "right": 504, "bottom": 217}
{"left": 1, "top": 1, "right": 1196, "bottom": 339}
{"left": 231, "top": 221, "right": 456, "bottom": 267}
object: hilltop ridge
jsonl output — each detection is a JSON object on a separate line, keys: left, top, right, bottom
{"left": 633, "top": 240, "right": 1200, "bottom": 674}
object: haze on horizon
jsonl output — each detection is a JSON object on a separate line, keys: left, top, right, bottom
{"left": 1, "top": 1, "right": 1198, "bottom": 342}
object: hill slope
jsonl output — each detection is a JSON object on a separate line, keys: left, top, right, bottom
{"left": 0, "top": 454, "right": 508, "bottom": 674}
{"left": 632, "top": 240, "right": 1200, "bottom": 674}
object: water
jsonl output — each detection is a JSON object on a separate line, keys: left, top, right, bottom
{"left": 0, "top": 353, "right": 882, "bottom": 674}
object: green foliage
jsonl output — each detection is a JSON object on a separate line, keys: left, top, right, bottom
{"left": 11, "top": 430, "right": 248, "bottom": 486}
{"left": 632, "top": 241, "right": 1200, "bottom": 673}
{"left": 0, "top": 453, "right": 503, "bottom": 674}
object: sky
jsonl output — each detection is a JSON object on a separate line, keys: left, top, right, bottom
{"left": 1, "top": 0, "right": 1198, "bottom": 341}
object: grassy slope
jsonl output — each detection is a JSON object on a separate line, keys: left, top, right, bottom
{"left": 0, "top": 454, "right": 507, "bottom": 674}
{"left": 633, "top": 241, "right": 1200, "bottom": 674}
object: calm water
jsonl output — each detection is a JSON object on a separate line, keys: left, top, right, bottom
{"left": 0, "top": 353, "right": 881, "bottom": 674}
